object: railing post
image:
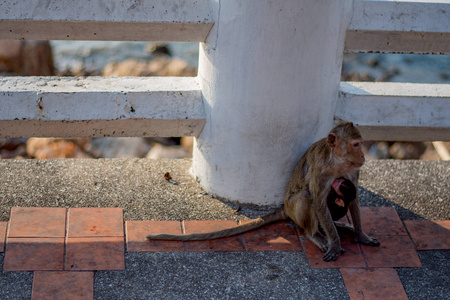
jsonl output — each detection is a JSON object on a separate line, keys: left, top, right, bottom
{"left": 193, "top": 0, "right": 353, "bottom": 206}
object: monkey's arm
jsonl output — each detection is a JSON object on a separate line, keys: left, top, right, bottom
{"left": 312, "top": 181, "right": 343, "bottom": 261}
{"left": 348, "top": 191, "right": 380, "bottom": 246}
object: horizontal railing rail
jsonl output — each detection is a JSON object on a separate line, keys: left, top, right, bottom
{"left": 0, "top": 77, "right": 205, "bottom": 138}
{"left": 346, "top": 0, "right": 450, "bottom": 54}
{"left": 0, "top": 0, "right": 215, "bottom": 42}
{"left": 341, "top": 0, "right": 450, "bottom": 141}
{"left": 337, "top": 82, "right": 450, "bottom": 141}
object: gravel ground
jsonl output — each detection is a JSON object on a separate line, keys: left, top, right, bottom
{"left": 0, "top": 158, "right": 448, "bottom": 222}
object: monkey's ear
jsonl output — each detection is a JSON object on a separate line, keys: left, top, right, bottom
{"left": 328, "top": 134, "right": 338, "bottom": 148}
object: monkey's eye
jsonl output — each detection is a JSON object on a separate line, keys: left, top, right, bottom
{"left": 353, "top": 142, "right": 361, "bottom": 148}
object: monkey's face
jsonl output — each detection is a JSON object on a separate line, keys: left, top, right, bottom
{"left": 346, "top": 139, "right": 365, "bottom": 167}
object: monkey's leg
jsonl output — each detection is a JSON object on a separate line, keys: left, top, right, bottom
{"left": 334, "top": 222, "right": 356, "bottom": 243}
{"left": 308, "top": 231, "right": 346, "bottom": 255}
{"left": 334, "top": 221, "right": 355, "bottom": 235}
{"left": 348, "top": 198, "right": 380, "bottom": 246}
{"left": 314, "top": 200, "right": 343, "bottom": 261}
{"left": 286, "top": 193, "right": 330, "bottom": 253}
{"left": 306, "top": 231, "right": 328, "bottom": 252}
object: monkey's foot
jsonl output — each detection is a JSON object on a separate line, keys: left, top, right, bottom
{"left": 322, "top": 247, "right": 345, "bottom": 262}
{"left": 354, "top": 234, "right": 380, "bottom": 246}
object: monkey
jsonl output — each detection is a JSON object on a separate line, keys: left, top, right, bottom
{"left": 146, "top": 121, "right": 380, "bottom": 261}
{"left": 327, "top": 178, "right": 356, "bottom": 221}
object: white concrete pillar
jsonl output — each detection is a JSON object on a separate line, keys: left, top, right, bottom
{"left": 193, "top": 0, "right": 353, "bottom": 206}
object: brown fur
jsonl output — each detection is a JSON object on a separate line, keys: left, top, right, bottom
{"left": 146, "top": 121, "right": 380, "bottom": 261}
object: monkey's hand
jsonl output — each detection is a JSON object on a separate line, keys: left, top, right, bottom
{"left": 322, "top": 244, "right": 345, "bottom": 261}
{"left": 354, "top": 233, "right": 380, "bottom": 246}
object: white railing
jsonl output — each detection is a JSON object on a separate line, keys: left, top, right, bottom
{"left": 0, "top": 0, "right": 449, "bottom": 206}
{"left": 341, "top": 0, "right": 450, "bottom": 141}
{"left": 0, "top": 76, "right": 205, "bottom": 138}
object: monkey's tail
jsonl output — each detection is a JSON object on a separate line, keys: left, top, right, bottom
{"left": 146, "top": 208, "right": 287, "bottom": 241}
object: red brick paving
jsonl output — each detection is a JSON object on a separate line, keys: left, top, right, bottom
{"left": 359, "top": 207, "right": 407, "bottom": 236}
{"left": 360, "top": 234, "right": 421, "bottom": 268}
{"left": 1, "top": 206, "right": 449, "bottom": 300}
{"left": 303, "top": 207, "right": 421, "bottom": 268}
{"left": 8, "top": 207, "right": 66, "bottom": 238}
{"left": 126, "top": 220, "right": 184, "bottom": 252}
{"left": 32, "top": 271, "right": 94, "bottom": 300}
{"left": 65, "top": 237, "right": 125, "bottom": 271}
{"left": 303, "top": 236, "right": 366, "bottom": 269}
{"left": 242, "top": 221, "right": 302, "bottom": 251}
{"left": 4, "top": 237, "right": 65, "bottom": 271}
{"left": 340, "top": 268, "right": 408, "bottom": 300}
{"left": 184, "top": 220, "right": 245, "bottom": 251}
{"left": 0, "top": 222, "right": 6, "bottom": 252}
{"left": 68, "top": 208, "right": 124, "bottom": 237}
{"left": 404, "top": 220, "right": 450, "bottom": 250}
{"left": 65, "top": 208, "right": 125, "bottom": 271}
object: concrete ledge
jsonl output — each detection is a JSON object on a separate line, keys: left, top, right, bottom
{"left": 0, "top": 77, "right": 205, "bottom": 138}
{"left": 0, "top": 158, "right": 448, "bottom": 222}
{"left": 0, "top": 0, "right": 215, "bottom": 42}
{"left": 347, "top": 0, "right": 450, "bottom": 54}
{"left": 337, "top": 82, "right": 450, "bottom": 141}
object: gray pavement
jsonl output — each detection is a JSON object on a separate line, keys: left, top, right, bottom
{"left": 95, "top": 252, "right": 349, "bottom": 300}
{"left": 0, "top": 158, "right": 449, "bottom": 299}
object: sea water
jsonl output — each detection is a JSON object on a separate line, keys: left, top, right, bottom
{"left": 50, "top": 41, "right": 450, "bottom": 84}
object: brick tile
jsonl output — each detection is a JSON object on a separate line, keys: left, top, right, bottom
{"left": 32, "top": 271, "right": 94, "bottom": 300}
{"left": 404, "top": 220, "right": 450, "bottom": 250}
{"left": 340, "top": 268, "right": 408, "bottom": 300}
{"left": 4, "top": 237, "right": 64, "bottom": 271}
{"left": 357, "top": 207, "right": 407, "bottom": 236}
{"left": 242, "top": 222, "right": 302, "bottom": 251}
{"left": 65, "top": 237, "right": 125, "bottom": 271}
{"left": 303, "top": 237, "right": 366, "bottom": 268}
{"left": 8, "top": 207, "right": 66, "bottom": 238}
{"left": 126, "top": 221, "right": 184, "bottom": 252}
{"left": 184, "top": 220, "right": 245, "bottom": 252}
{"left": 0, "top": 222, "right": 7, "bottom": 252}
{"left": 360, "top": 235, "right": 421, "bottom": 268}
{"left": 68, "top": 208, "right": 124, "bottom": 237}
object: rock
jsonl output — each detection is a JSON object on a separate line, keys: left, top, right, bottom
{"left": 368, "top": 142, "right": 390, "bottom": 159}
{"left": 102, "top": 57, "right": 196, "bottom": 77}
{"left": 148, "top": 137, "right": 179, "bottom": 146}
{"left": 26, "top": 138, "right": 89, "bottom": 159}
{"left": 180, "top": 137, "right": 194, "bottom": 156}
{"left": 146, "top": 43, "right": 172, "bottom": 56}
{"left": 389, "top": 142, "right": 426, "bottom": 160}
{"left": 340, "top": 71, "right": 375, "bottom": 82}
{"left": 89, "top": 137, "right": 152, "bottom": 158}
{"left": 0, "top": 40, "right": 21, "bottom": 74}
{"left": 362, "top": 141, "right": 387, "bottom": 160}
{"left": 420, "top": 142, "right": 441, "bottom": 161}
{"left": 102, "top": 59, "right": 147, "bottom": 76}
{"left": 367, "top": 57, "right": 379, "bottom": 67}
{"left": 0, "top": 138, "right": 27, "bottom": 159}
{"left": 160, "top": 58, "right": 195, "bottom": 76}
{"left": 146, "top": 143, "right": 190, "bottom": 159}
{"left": 0, "top": 138, "right": 26, "bottom": 151}
{"left": 0, "top": 40, "right": 54, "bottom": 75}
